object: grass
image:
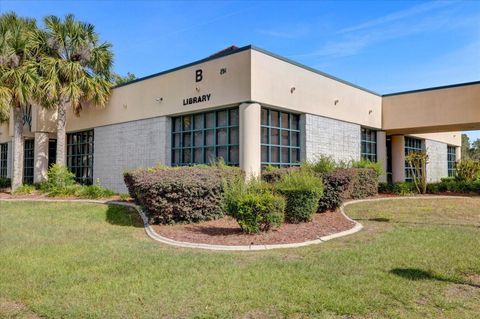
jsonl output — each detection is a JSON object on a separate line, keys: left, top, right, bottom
{"left": 0, "top": 198, "right": 479, "bottom": 318}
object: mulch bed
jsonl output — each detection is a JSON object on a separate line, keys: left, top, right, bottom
{"left": 152, "top": 211, "right": 355, "bottom": 246}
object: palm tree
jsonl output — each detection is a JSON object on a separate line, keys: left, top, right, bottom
{"left": 35, "top": 14, "right": 113, "bottom": 167}
{"left": 0, "top": 13, "right": 39, "bottom": 190}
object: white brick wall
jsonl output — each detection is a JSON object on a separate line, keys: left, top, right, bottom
{"left": 425, "top": 139, "right": 448, "bottom": 182}
{"left": 304, "top": 114, "right": 361, "bottom": 163}
{"left": 93, "top": 117, "right": 170, "bottom": 193}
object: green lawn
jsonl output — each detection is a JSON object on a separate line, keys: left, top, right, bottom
{"left": 0, "top": 198, "right": 479, "bottom": 319}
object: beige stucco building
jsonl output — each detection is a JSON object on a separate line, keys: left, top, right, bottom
{"left": 0, "top": 45, "right": 478, "bottom": 192}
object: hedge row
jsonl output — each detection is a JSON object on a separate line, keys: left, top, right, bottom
{"left": 262, "top": 167, "right": 378, "bottom": 212}
{"left": 124, "top": 166, "right": 240, "bottom": 224}
{"left": 379, "top": 179, "right": 480, "bottom": 195}
{"left": 124, "top": 165, "right": 378, "bottom": 226}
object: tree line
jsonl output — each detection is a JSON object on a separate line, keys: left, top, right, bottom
{"left": 0, "top": 13, "right": 134, "bottom": 190}
{"left": 461, "top": 134, "right": 480, "bottom": 160}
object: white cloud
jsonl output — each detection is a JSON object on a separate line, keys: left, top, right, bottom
{"left": 338, "top": 1, "right": 454, "bottom": 34}
{"left": 292, "top": 3, "right": 479, "bottom": 59}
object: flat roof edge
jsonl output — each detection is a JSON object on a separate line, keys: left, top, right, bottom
{"left": 383, "top": 80, "right": 480, "bottom": 97}
{"left": 249, "top": 45, "right": 381, "bottom": 96}
{"left": 113, "top": 45, "right": 253, "bottom": 89}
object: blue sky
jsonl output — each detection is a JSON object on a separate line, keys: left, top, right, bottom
{"left": 2, "top": 0, "right": 479, "bottom": 141}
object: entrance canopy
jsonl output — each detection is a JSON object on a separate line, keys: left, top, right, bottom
{"left": 382, "top": 81, "right": 480, "bottom": 135}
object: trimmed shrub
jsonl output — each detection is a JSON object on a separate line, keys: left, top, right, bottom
{"left": 261, "top": 166, "right": 300, "bottom": 183}
{"left": 0, "top": 176, "right": 11, "bottom": 188}
{"left": 350, "top": 159, "right": 383, "bottom": 178}
{"left": 124, "top": 166, "right": 240, "bottom": 224}
{"left": 318, "top": 168, "right": 378, "bottom": 212}
{"left": 318, "top": 169, "right": 354, "bottom": 212}
{"left": 350, "top": 168, "right": 378, "bottom": 199}
{"left": 275, "top": 171, "right": 324, "bottom": 223}
{"left": 223, "top": 178, "right": 285, "bottom": 234}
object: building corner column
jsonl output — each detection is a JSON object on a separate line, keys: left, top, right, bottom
{"left": 34, "top": 132, "right": 49, "bottom": 183}
{"left": 391, "top": 135, "right": 405, "bottom": 183}
{"left": 376, "top": 131, "right": 387, "bottom": 183}
{"left": 239, "top": 102, "right": 261, "bottom": 179}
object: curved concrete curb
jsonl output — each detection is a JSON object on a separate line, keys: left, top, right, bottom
{"left": 1, "top": 195, "right": 471, "bottom": 251}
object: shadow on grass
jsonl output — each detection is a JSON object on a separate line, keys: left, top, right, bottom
{"left": 368, "top": 217, "right": 390, "bottom": 222}
{"left": 105, "top": 204, "right": 143, "bottom": 228}
{"left": 390, "top": 268, "right": 480, "bottom": 288}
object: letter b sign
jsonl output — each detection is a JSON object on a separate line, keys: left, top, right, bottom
{"left": 195, "top": 69, "right": 203, "bottom": 82}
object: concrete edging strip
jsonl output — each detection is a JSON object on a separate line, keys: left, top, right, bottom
{"left": 1, "top": 195, "right": 471, "bottom": 251}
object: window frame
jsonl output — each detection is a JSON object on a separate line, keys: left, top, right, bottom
{"left": 67, "top": 130, "right": 94, "bottom": 185}
{"left": 447, "top": 145, "right": 456, "bottom": 177}
{"left": 171, "top": 107, "right": 239, "bottom": 166}
{"left": 0, "top": 143, "right": 7, "bottom": 178}
{"left": 23, "top": 139, "right": 34, "bottom": 184}
{"left": 361, "top": 127, "right": 377, "bottom": 162}
{"left": 404, "top": 136, "right": 423, "bottom": 182}
{"left": 260, "top": 107, "right": 301, "bottom": 168}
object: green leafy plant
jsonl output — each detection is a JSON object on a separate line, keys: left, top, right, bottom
{"left": 38, "top": 164, "right": 77, "bottom": 195}
{"left": 406, "top": 151, "right": 429, "bottom": 194}
{"left": 75, "top": 181, "right": 115, "bottom": 199}
{"left": 275, "top": 171, "right": 324, "bottom": 223}
{"left": 301, "top": 155, "right": 337, "bottom": 174}
{"left": 378, "top": 182, "right": 417, "bottom": 196}
{"left": 223, "top": 178, "right": 285, "bottom": 234}
{"left": 13, "top": 184, "right": 36, "bottom": 195}
{"left": 119, "top": 193, "right": 130, "bottom": 201}
{"left": 455, "top": 159, "right": 480, "bottom": 182}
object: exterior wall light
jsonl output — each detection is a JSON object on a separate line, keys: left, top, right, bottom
{"left": 369, "top": 109, "right": 373, "bottom": 114}
{"left": 334, "top": 99, "right": 339, "bottom": 105}
{"left": 196, "top": 87, "right": 200, "bottom": 92}
{"left": 290, "top": 87, "right": 296, "bottom": 94}
{"left": 155, "top": 97, "right": 163, "bottom": 103}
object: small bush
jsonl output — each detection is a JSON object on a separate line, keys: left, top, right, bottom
{"left": 124, "top": 166, "right": 240, "bottom": 224}
{"left": 223, "top": 178, "right": 285, "bottom": 234}
{"left": 275, "top": 171, "right": 324, "bottom": 223}
{"left": 0, "top": 176, "right": 11, "bottom": 188}
{"left": 301, "top": 155, "right": 337, "bottom": 174}
{"left": 37, "top": 165, "right": 115, "bottom": 198}
{"left": 38, "top": 164, "right": 78, "bottom": 196}
{"left": 75, "top": 181, "right": 116, "bottom": 199}
{"left": 14, "top": 184, "right": 36, "bottom": 195}
{"left": 350, "top": 159, "right": 383, "bottom": 178}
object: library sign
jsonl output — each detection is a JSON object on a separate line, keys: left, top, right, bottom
{"left": 182, "top": 68, "right": 226, "bottom": 106}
